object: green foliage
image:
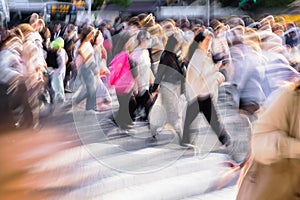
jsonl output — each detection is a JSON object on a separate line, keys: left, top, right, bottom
{"left": 218, "top": 0, "right": 240, "bottom": 7}
{"left": 110, "top": 0, "right": 132, "bottom": 7}
{"left": 92, "top": 0, "right": 105, "bottom": 9}
{"left": 258, "top": 0, "right": 295, "bottom": 7}
{"left": 217, "top": 0, "right": 296, "bottom": 8}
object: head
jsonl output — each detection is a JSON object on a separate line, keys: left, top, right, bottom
{"left": 33, "top": 19, "right": 45, "bottom": 33}
{"left": 244, "top": 28, "right": 261, "bottom": 51}
{"left": 147, "top": 23, "right": 164, "bottom": 37}
{"left": 17, "top": 23, "right": 35, "bottom": 37}
{"left": 93, "top": 30, "right": 104, "bottom": 46}
{"left": 139, "top": 13, "right": 155, "bottom": 28}
{"left": 80, "top": 26, "right": 95, "bottom": 43}
{"left": 178, "top": 17, "right": 190, "bottom": 31}
{"left": 210, "top": 19, "right": 225, "bottom": 35}
{"left": 186, "top": 29, "right": 214, "bottom": 61}
{"left": 65, "top": 23, "right": 76, "bottom": 40}
{"left": 161, "top": 19, "right": 176, "bottom": 35}
{"left": 194, "top": 29, "right": 214, "bottom": 51}
{"left": 272, "top": 23, "right": 285, "bottom": 35}
{"left": 165, "top": 31, "right": 183, "bottom": 53}
{"left": 54, "top": 23, "right": 61, "bottom": 32}
{"left": 0, "top": 28, "right": 24, "bottom": 54}
{"left": 29, "top": 13, "right": 39, "bottom": 26}
{"left": 227, "top": 16, "right": 245, "bottom": 29}
{"left": 227, "top": 25, "right": 245, "bottom": 46}
{"left": 136, "top": 30, "right": 151, "bottom": 48}
{"left": 127, "top": 16, "right": 141, "bottom": 30}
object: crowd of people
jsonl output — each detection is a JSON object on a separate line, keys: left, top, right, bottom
{"left": 0, "top": 11, "right": 300, "bottom": 199}
{"left": 0, "top": 12, "right": 299, "bottom": 147}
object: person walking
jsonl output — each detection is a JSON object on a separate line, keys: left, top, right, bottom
{"left": 48, "top": 37, "right": 68, "bottom": 103}
{"left": 73, "top": 26, "right": 97, "bottom": 111}
{"left": 149, "top": 31, "right": 186, "bottom": 139}
{"left": 130, "top": 30, "right": 153, "bottom": 121}
{"left": 237, "top": 80, "right": 300, "bottom": 200}
{"left": 181, "top": 29, "right": 231, "bottom": 147}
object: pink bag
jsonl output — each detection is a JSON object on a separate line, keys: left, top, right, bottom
{"left": 109, "top": 51, "right": 135, "bottom": 94}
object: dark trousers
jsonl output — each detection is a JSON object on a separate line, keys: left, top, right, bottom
{"left": 135, "top": 90, "right": 152, "bottom": 120}
{"left": 181, "top": 95, "right": 223, "bottom": 144}
{"left": 115, "top": 91, "right": 136, "bottom": 129}
{"left": 0, "top": 77, "right": 33, "bottom": 130}
{"left": 64, "top": 62, "right": 76, "bottom": 89}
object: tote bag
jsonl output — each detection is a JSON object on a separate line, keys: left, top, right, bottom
{"left": 109, "top": 51, "right": 135, "bottom": 94}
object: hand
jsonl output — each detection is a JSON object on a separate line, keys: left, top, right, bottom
{"left": 215, "top": 61, "right": 222, "bottom": 70}
{"left": 217, "top": 72, "right": 225, "bottom": 84}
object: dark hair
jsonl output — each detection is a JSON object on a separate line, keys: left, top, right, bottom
{"left": 186, "top": 42, "right": 198, "bottom": 63}
{"left": 186, "top": 29, "right": 212, "bottom": 62}
{"left": 194, "top": 30, "right": 206, "bottom": 43}
{"left": 91, "top": 30, "right": 102, "bottom": 46}
{"left": 80, "top": 25, "right": 94, "bottom": 42}
{"left": 128, "top": 16, "right": 141, "bottom": 28}
{"left": 165, "top": 33, "right": 178, "bottom": 52}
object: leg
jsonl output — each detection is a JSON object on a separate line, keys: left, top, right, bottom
{"left": 81, "top": 66, "right": 96, "bottom": 110}
{"left": 181, "top": 99, "right": 200, "bottom": 145}
{"left": 198, "top": 95, "right": 231, "bottom": 146}
{"left": 135, "top": 90, "right": 151, "bottom": 121}
{"left": 116, "top": 92, "right": 135, "bottom": 129}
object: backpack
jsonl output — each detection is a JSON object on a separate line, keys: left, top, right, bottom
{"left": 109, "top": 51, "right": 135, "bottom": 94}
{"left": 46, "top": 50, "right": 59, "bottom": 69}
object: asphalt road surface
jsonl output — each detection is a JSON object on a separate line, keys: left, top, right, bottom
{"left": 0, "top": 84, "right": 251, "bottom": 200}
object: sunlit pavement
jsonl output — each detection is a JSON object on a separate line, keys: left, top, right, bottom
{"left": 0, "top": 85, "right": 250, "bottom": 199}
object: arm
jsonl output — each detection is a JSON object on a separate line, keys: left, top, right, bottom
{"left": 252, "top": 131, "right": 300, "bottom": 165}
{"left": 252, "top": 86, "right": 300, "bottom": 165}
{"left": 154, "top": 52, "right": 169, "bottom": 85}
{"left": 55, "top": 49, "right": 67, "bottom": 74}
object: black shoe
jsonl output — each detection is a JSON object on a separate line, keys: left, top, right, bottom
{"left": 218, "top": 131, "right": 232, "bottom": 147}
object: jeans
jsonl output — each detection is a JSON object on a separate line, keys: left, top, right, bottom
{"left": 74, "top": 63, "right": 96, "bottom": 110}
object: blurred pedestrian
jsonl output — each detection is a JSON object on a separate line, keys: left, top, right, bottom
{"left": 0, "top": 28, "right": 32, "bottom": 129}
{"left": 48, "top": 37, "right": 68, "bottom": 103}
{"left": 63, "top": 23, "right": 77, "bottom": 92}
{"left": 227, "top": 26, "right": 266, "bottom": 119}
{"left": 210, "top": 19, "right": 230, "bottom": 80}
{"left": 92, "top": 30, "right": 112, "bottom": 110}
{"left": 149, "top": 31, "right": 186, "bottom": 139}
{"left": 130, "top": 30, "right": 153, "bottom": 121}
{"left": 181, "top": 29, "right": 231, "bottom": 147}
{"left": 237, "top": 80, "right": 300, "bottom": 200}
{"left": 73, "top": 27, "right": 97, "bottom": 111}
{"left": 18, "top": 23, "right": 47, "bottom": 129}
{"left": 51, "top": 23, "right": 62, "bottom": 41}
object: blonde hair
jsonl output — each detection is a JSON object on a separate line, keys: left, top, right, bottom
{"left": 140, "top": 13, "right": 155, "bottom": 28}
{"left": 17, "top": 23, "right": 35, "bottom": 37}
{"left": 0, "top": 28, "right": 24, "bottom": 50}
{"left": 245, "top": 28, "right": 261, "bottom": 51}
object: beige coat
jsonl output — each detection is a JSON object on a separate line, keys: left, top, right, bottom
{"left": 237, "top": 81, "right": 300, "bottom": 200}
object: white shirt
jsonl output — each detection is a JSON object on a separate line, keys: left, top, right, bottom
{"left": 186, "top": 48, "right": 222, "bottom": 101}
{"left": 131, "top": 46, "right": 151, "bottom": 95}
